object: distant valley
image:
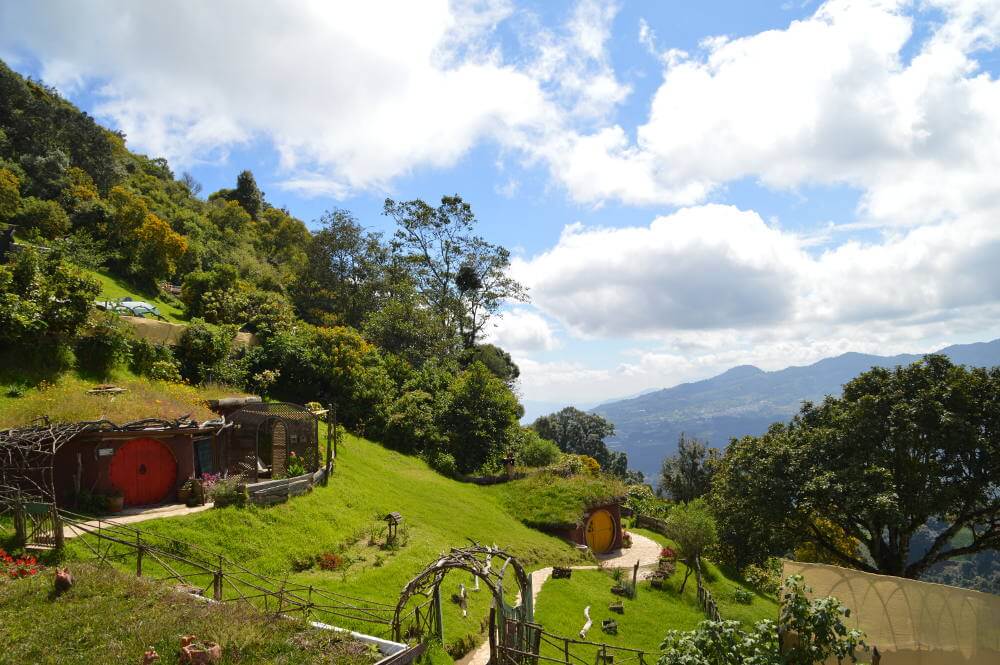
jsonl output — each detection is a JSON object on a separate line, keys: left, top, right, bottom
{"left": 592, "top": 339, "right": 1000, "bottom": 480}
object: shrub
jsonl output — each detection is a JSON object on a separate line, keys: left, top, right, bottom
{"left": 0, "top": 167, "right": 21, "bottom": 222}
{"left": 733, "top": 588, "right": 753, "bottom": 605}
{"left": 425, "top": 450, "right": 459, "bottom": 478}
{"left": 74, "top": 311, "right": 133, "bottom": 377}
{"left": 286, "top": 451, "right": 306, "bottom": 477}
{"left": 659, "top": 576, "right": 870, "bottom": 665}
{"left": 175, "top": 318, "right": 237, "bottom": 384}
{"left": 318, "top": 552, "right": 344, "bottom": 571}
{"left": 0, "top": 249, "right": 99, "bottom": 351}
{"left": 13, "top": 196, "right": 70, "bottom": 239}
{"left": 209, "top": 478, "right": 247, "bottom": 508}
{"left": 742, "top": 557, "right": 782, "bottom": 598}
{"left": 517, "top": 430, "right": 561, "bottom": 467}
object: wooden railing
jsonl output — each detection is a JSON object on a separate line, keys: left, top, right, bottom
{"left": 693, "top": 558, "right": 722, "bottom": 622}
{"left": 60, "top": 510, "right": 397, "bottom": 637}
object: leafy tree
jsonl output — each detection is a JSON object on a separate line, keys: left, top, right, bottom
{"left": 13, "top": 196, "right": 70, "bottom": 239}
{"left": 514, "top": 428, "right": 562, "bottom": 467}
{"left": 175, "top": 318, "right": 238, "bottom": 384}
{"left": 384, "top": 195, "right": 528, "bottom": 348}
{"left": 658, "top": 433, "right": 718, "bottom": 503}
{"left": 711, "top": 355, "right": 1000, "bottom": 578}
{"left": 106, "top": 186, "right": 187, "bottom": 285}
{"left": 663, "top": 498, "right": 718, "bottom": 592}
{"left": 382, "top": 389, "right": 444, "bottom": 455}
{"left": 362, "top": 293, "right": 456, "bottom": 367}
{"left": 19, "top": 148, "right": 69, "bottom": 199}
{"left": 460, "top": 343, "right": 520, "bottom": 386}
{"left": 440, "top": 361, "right": 521, "bottom": 474}
{"left": 230, "top": 169, "right": 263, "bottom": 219}
{"left": 294, "top": 209, "right": 394, "bottom": 327}
{"left": 658, "top": 576, "right": 869, "bottom": 665}
{"left": 532, "top": 407, "right": 636, "bottom": 478}
{"left": 0, "top": 248, "right": 99, "bottom": 350}
{"left": 0, "top": 167, "right": 20, "bottom": 221}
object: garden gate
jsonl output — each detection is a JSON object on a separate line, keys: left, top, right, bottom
{"left": 393, "top": 544, "right": 536, "bottom": 663}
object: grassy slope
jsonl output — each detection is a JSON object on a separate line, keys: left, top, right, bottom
{"left": 68, "top": 433, "right": 591, "bottom": 657}
{"left": 0, "top": 564, "right": 381, "bottom": 665}
{"left": 86, "top": 267, "right": 186, "bottom": 323}
{"left": 484, "top": 472, "right": 627, "bottom": 529}
{"left": 630, "top": 527, "right": 779, "bottom": 627}
{"left": 0, "top": 370, "right": 236, "bottom": 427}
{"left": 534, "top": 569, "right": 706, "bottom": 656}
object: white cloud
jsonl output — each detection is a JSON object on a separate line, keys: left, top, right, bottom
{"left": 0, "top": 0, "right": 557, "bottom": 193}
{"left": 534, "top": 0, "right": 1000, "bottom": 222}
{"left": 486, "top": 308, "right": 561, "bottom": 352}
{"left": 514, "top": 203, "right": 1000, "bottom": 340}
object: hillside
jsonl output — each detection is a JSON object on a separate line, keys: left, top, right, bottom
{"left": 594, "top": 338, "right": 1000, "bottom": 479}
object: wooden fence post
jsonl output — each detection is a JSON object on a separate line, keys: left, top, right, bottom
{"left": 631, "top": 560, "right": 639, "bottom": 599}
{"left": 13, "top": 503, "right": 26, "bottom": 546}
{"left": 324, "top": 404, "right": 333, "bottom": 485}
{"left": 136, "top": 532, "right": 143, "bottom": 577}
{"left": 51, "top": 504, "right": 64, "bottom": 551}
{"left": 213, "top": 555, "right": 223, "bottom": 601}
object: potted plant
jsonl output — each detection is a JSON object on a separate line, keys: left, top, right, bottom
{"left": 106, "top": 488, "right": 124, "bottom": 513}
{"left": 601, "top": 618, "right": 618, "bottom": 635}
{"left": 177, "top": 478, "right": 194, "bottom": 504}
{"left": 608, "top": 600, "right": 624, "bottom": 614}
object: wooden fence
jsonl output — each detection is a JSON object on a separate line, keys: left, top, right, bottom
{"left": 60, "top": 509, "right": 398, "bottom": 638}
{"left": 497, "top": 617, "right": 653, "bottom": 665}
{"left": 243, "top": 468, "right": 326, "bottom": 506}
{"left": 693, "top": 559, "right": 722, "bottom": 622}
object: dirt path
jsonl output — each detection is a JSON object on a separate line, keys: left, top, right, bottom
{"left": 63, "top": 503, "right": 212, "bottom": 538}
{"left": 456, "top": 533, "right": 662, "bottom": 665}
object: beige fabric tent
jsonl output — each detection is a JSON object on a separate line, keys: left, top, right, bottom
{"left": 122, "top": 316, "right": 258, "bottom": 347}
{"left": 783, "top": 560, "right": 1000, "bottom": 664}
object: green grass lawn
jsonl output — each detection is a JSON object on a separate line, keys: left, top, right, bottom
{"left": 0, "top": 563, "right": 384, "bottom": 665}
{"left": 629, "top": 527, "right": 779, "bottom": 627}
{"left": 85, "top": 267, "right": 186, "bottom": 323}
{"left": 535, "top": 568, "right": 706, "bottom": 657}
{"left": 65, "top": 433, "right": 591, "bottom": 659}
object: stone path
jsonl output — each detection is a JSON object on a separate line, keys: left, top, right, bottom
{"left": 456, "top": 533, "right": 663, "bottom": 665}
{"left": 64, "top": 502, "right": 213, "bottom": 538}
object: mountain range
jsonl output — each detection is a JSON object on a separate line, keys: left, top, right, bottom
{"left": 592, "top": 339, "right": 1000, "bottom": 481}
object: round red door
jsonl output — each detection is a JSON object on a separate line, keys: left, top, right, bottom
{"left": 109, "top": 438, "right": 177, "bottom": 506}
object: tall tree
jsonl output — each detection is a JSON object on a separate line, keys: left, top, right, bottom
{"left": 533, "top": 406, "right": 636, "bottom": 478}
{"left": 711, "top": 355, "right": 1000, "bottom": 578}
{"left": 658, "top": 433, "right": 718, "bottom": 502}
{"left": 231, "top": 169, "right": 263, "bottom": 220}
{"left": 384, "top": 195, "right": 528, "bottom": 348}
{"left": 293, "top": 209, "right": 397, "bottom": 328}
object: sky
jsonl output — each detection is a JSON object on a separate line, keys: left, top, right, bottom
{"left": 3, "top": 0, "right": 1000, "bottom": 420}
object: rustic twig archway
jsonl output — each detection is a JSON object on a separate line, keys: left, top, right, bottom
{"left": 392, "top": 543, "right": 534, "bottom": 650}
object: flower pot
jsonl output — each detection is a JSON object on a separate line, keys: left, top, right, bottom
{"left": 179, "top": 635, "right": 222, "bottom": 664}
{"left": 601, "top": 619, "right": 618, "bottom": 635}
{"left": 608, "top": 601, "right": 624, "bottom": 614}
{"left": 106, "top": 495, "right": 124, "bottom": 513}
{"left": 177, "top": 486, "right": 192, "bottom": 504}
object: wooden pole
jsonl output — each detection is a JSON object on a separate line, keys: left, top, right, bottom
{"left": 136, "top": 532, "right": 143, "bottom": 577}
{"left": 325, "top": 403, "right": 333, "bottom": 485}
{"left": 331, "top": 405, "right": 339, "bottom": 459}
{"left": 214, "top": 555, "right": 223, "bottom": 601}
{"left": 631, "top": 560, "right": 639, "bottom": 599}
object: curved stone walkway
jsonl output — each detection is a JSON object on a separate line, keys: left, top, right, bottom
{"left": 456, "top": 533, "right": 663, "bottom": 665}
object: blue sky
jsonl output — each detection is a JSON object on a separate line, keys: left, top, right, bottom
{"left": 3, "top": 0, "right": 1000, "bottom": 419}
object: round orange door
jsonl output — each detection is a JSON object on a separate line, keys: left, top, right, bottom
{"left": 109, "top": 438, "right": 177, "bottom": 506}
{"left": 585, "top": 509, "right": 615, "bottom": 553}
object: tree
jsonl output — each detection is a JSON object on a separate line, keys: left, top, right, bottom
{"left": 294, "top": 209, "right": 394, "bottom": 327}
{"left": 711, "top": 355, "right": 1000, "bottom": 578}
{"left": 384, "top": 195, "right": 528, "bottom": 348}
{"left": 658, "top": 433, "right": 718, "bottom": 502}
{"left": 532, "top": 407, "right": 637, "bottom": 478}
{"left": 0, "top": 248, "right": 99, "bottom": 350}
{"left": 440, "top": 361, "right": 521, "bottom": 474}
{"left": 0, "top": 167, "right": 20, "bottom": 221}
{"left": 663, "top": 498, "right": 718, "bottom": 592}
{"left": 13, "top": 196, "right": 70, "bottom": 239}
{"left": 230, "top": 169, "right": 263, "bottom": 219}
{"left": 460, "top": 343, "right": 520, "bottom": 386}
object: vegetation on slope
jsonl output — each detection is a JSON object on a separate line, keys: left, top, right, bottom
{"left": 66, "top": 433, "right": 590, "bottom": 657}
{"left": 0, "top": 368, "right": 237, "bottom": 427}
{"left": 486, "top": 471, "right": 627, "bottom": 530}
{"left": 534, "top": 569, "right": 706, "bottom": 655}
{"left": 0, "top": 564, "right": 381, "bottom": 665}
